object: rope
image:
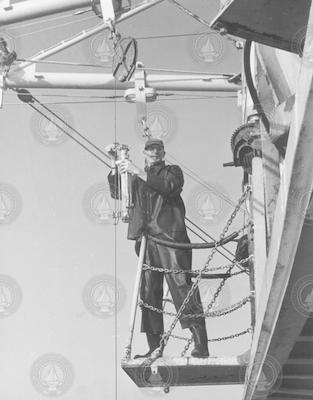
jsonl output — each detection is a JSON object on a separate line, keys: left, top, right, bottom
{"left": 16, "top": 58, "right": 105, "bottom": 68}
{"left": 15, "top": 89, "right": 112, "bottom": 168}
{"left": 146, "top": 231, "right": 238, "bottom": 249}
{"left": 166, "top": 154, "right": 246, "bottom": 215}
{"left": 13, "top": 14, "right": 98, "bottom": 39}
{"left": 167, "top": 0, "right": 212, "bottom": 28}
{"left": 6, "top": 8, "right": 92, "bottom": 30}
{"left": 141, "top": 67, "right": 234, "bottom": 76}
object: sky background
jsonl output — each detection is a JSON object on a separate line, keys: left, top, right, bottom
{"left": 0, "top": 1, "right": 250, "bottom": 399}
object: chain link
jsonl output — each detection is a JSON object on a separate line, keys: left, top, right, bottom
{"left": 139, "top": 295, "right": 252, "bottom": 319}
{"left": 142, "top": 186, "right": 251, "bottom": 364}
{"left": 142, "top": 255, "right": 252, "bottom": 275}
{"left": 180, "top": 187, "right": 251, "bottom": 356}
{"left": 171, "top": 327, "right": 252, "bottom": 344}
{"left": 208, "top": 327, "right": 252, "bottom": 342}
{"left": 236, "top": 221, "right": 253, "bottom": 236}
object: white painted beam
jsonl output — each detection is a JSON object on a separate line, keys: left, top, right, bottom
{"left": 0, "top": 0, "right": 164, "bottom": 26}
{"left": 6, "top": 72, "right": 241, "bottom": 92}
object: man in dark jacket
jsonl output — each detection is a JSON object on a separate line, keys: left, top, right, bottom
{"left": 107, "top": 139, "right": 209, "bottom": 358}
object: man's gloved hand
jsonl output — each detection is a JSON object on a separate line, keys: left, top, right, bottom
{"left": 105, "top": 144, "right": 118, "bottom": 168}
{"left": 117, "top": 159, "right": 141, "bottom": 175}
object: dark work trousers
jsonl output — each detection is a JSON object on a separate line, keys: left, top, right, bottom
{"left": 136, "top": 238, "right": 206, "bottom": 334}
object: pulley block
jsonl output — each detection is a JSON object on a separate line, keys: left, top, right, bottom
{"left": 124, "top": 87, "right": 157, "bottom": 103}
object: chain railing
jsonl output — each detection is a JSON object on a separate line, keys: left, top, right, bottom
{"left": 138, "top": 295, "right": 252, "bottom": 319}
{"left": 140, "top": 186, "right": 252, "bottom": 364}
{"left": 142, "top": 255, "right": 253, "bottom": 276}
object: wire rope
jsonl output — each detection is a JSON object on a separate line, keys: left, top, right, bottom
{"left": 166, "top": 153, "right": 246, "bottom": 214}
{"left": 166, "top": 0, "right": 212, "bottom": 28}
{"left": 13, "top": 15, "right": 99, "bottom": 39}
{"left": 4, "top": 95, "right": 236, "bottom": 106}
{"left": 6, "top": 9, "right": 93, "bottom": 31}
{"left": 31, "top": 96, "right": 111, "bottom": 160}
{"left": 186, "top": 217, "right": 235, "bottom": 258}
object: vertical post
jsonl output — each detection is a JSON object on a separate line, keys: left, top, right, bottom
{"left": 246, "top": 183, "right": 256, "bottom": 331}
{"left": 124, "top": 235, "right": 147, "bottom": 359}
{"left": 119, "top": 145, "right": 131, "bottom": 223}
{"left": 251, "top": 155, "right": 267, "bottom": 314}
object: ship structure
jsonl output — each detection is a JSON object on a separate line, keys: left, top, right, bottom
{"left": 0, "top": 1, "right": 312, "bottom": 399}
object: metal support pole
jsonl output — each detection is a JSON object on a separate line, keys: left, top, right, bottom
{"left": 10, "top": 0, "right": 164, "bottom": 73}
{"left": 0, "top": 0, "right": 164, "bottom": 27}
{"left": 6, "top": 71, "right": 241, "bottom": 91}
{"left": 251, "top": 155, "right": 266, "bottom": 314}
{"left": 11, "top": 24, "right": 109, "bottom": 73}
{"left": 246, "top": 182, "right": 256, "bottom": 331}
{"left": 124, "top": 235, "right": 147, "bottom": 359}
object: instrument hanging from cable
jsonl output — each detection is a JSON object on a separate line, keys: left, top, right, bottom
{"left": 113, "top": 143, "right": 134, "bottom": 223}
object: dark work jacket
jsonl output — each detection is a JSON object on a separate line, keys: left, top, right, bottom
{"left": 108, "top": 161, "right": 190, "bottom": 242}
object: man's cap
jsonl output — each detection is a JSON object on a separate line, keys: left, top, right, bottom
{"left": 144, "top": 138, "right": 164, "bottom": 149}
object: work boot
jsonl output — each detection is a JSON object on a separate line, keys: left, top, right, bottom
{"left": 134, "top": 333, "right": 163, "bottom": 359}
{"left": 190, "top": 323, "right": 209, "bottom": 358}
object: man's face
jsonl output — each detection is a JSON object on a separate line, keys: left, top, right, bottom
{"left": 144, "top": 144, "right": 165, "bottom": 166}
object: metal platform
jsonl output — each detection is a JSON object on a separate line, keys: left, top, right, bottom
{"left": 211, "top": 0, "right": 311, "bottom": 53}
{"left": 121, "top": 356, "right": 247, "bottom": 388}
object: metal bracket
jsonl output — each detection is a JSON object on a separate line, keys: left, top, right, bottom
{"left": 133, "top": 62, "right": 154, "bottom": 137}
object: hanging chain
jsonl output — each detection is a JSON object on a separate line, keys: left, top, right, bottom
{"left": 180, "top": 187, "right": 252, "bottom": 356}
{"left": 139, "top": 295, "right": 252, "bottom": 319}
{"left": 142, "top": 255, "right": 252, "bottom": 275}
{"left": 208, "top": 327, "right": 252, "bottom": 342}
{"left": 171, "top": 327, "right": 252, "bottom": 344}
{"left": 142, "top": 184, "right": 251, "bottom": 365}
